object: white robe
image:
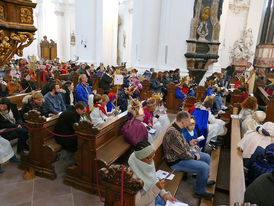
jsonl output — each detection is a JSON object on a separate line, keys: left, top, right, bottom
{"left": 0, "top": 136, "right": 14, "bottom": 164}
{"left": 207, "top": 112, "right": 225, "bottom": 143}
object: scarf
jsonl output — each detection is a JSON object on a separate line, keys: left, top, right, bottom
{"left": 128, "top": 153, "right": 158, "bottom": 192}
{"left": 93, "top": 104, "right": 107, "bottom": 115}
{"left": 0, "top": 109, "right": 15, "bottom": 124}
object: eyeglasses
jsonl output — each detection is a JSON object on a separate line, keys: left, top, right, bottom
{"left": 146, "top": 153, "right": 155, "bottom": 161}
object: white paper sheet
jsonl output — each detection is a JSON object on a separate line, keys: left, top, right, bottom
{"left": 231, "top": 115, "right": 239, "bottom": 119}
{"left": 156, "top": 170, "right": 175, "bottom": 180}
{"left": 166, "top": 200, "right": 188, "bottom": 206}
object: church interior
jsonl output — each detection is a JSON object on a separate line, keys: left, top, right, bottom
{"left": 0, "top": 0, "right": 273, "bottom": 206}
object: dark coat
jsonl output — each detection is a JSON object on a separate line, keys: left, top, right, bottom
{"left": 21, "top": 98, "right": 44, "bottom": 118}
{"left": 0, "top": 84, "right": 9, "bottom": 97}
{"left": 117, "top": 90, "right": 129, "bottom": 112}
{"left": 0, "top": 103, "right": 23, "bottom": 130}
{"left": 54, "top": 106, "right": 80, "bottom": 152}
{"left": 150, "top": 79, "right": 162, "bottom": 93}
{"left": 100, "top": 73, "right": 113, "bottom": 91}
{"left": 20, "top": 79, "right": 36, "bottom": 93}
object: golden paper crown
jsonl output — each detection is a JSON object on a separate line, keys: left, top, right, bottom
{"left": 152, "top": 93, "right": 163, "bottom": 100}
{"left": 128, "top": 99, "right": 144, "bottom": 116}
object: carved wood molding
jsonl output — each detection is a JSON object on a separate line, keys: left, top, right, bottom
{"left": 73, "top": 120, "right": 100, "bottom": 135}
{"left": 99, "top": 164, "right": 144, "bottom": 194}
{"left": 0, "top": 30, "right": 35, "bottom": 67}
{"left": 24, "top": 110, "right": 46, "bottom": 124}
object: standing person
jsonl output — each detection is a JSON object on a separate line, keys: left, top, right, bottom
{"left": 42, "top": 83, "right": 66, "bottom": 117}
{"left": 224, "top": 64, "right": 235, "bottom": 88}
{"left": 54, "top": 102, "right": 86, "bottom": 152}
{"left": 99, "top": 68, "right": 113, "bottom": 92}
{"left": 245, "top": 62, "right": 256, "bottom": 94}
{"left": 20, "top": 74, "right": 36, "bottom": 93}
{"left": 173, "top": 68, "right": 180, "bottom": 84}
{"left": 76, "top": 74, "right": 93, "bottom": 104}
{"left": 163, "top": 111, "right": 214, "bottom": 200}
{"left": 96, "top": 63, "right": 105, "bottom": 78}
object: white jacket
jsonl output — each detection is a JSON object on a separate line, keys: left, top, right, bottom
{"left": 89, "top": 107, "right": 108, "bottom": 126}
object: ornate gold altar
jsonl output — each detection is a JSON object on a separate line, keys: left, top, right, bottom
{"left": 0, "top": 0, "right": 36, "bottom": 68}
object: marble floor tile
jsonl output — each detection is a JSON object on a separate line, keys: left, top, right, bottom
{"left": 13, "top": 202, "right": 32, "bottom": 206}
{"left": 0, "top": 182, "right": 33, "bottom": 206}
{"left": 73, "top": 190, "right": 104, "bottom": 206}
{"left": 33, "top": 193, "right": 74, "bottom": 206}
{"left": 0, "top": 163, "right": 27, "bottom": 185}
{"left": 33, "top": 177, "right": 71, "bottom": 201}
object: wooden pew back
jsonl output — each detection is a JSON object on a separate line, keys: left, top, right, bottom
{"left": 195, "top": 86, "right": 206, "bottom": 102}
{"left": 19, "top": 111, "right": 61, "bottom": 179}
{"left": 64, "top": 111, "right": 130, "bottom": 193}
{"left": 165, "top": 83, "right": 182, "bottom": 113}
{"left": 8, "top": 92, "right": 32, "bottom": 109}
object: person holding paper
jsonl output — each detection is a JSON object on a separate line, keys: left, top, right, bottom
{"left": 163, "top": 111, "right": 214, "bottom": 200}
{"left": 128, "top": 141, "right": 176, "bottom": 206}
{"left": 182, "top": 117, "right": 201, "bottom": 152}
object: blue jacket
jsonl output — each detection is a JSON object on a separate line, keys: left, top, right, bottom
{"left": 76, "top": 83, "right": 92, "bottom": 103}
{"left": 42, "top": 92, "right": 66, "bottom": 116}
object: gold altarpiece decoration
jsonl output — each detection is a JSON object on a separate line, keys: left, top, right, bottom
{"left": 0, "top": 0, "right": 36, "bottom": 68}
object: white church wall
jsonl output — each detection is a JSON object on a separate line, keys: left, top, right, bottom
{"left": 213, "top": 0, "right": 265, "bottom": 71}
{"left": 130, "top": 0, "right": 195, "bottom": 75}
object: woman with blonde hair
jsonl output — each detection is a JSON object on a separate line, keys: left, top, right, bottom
{"left": 21, "top": 91, "right": 44, "bottom": 116}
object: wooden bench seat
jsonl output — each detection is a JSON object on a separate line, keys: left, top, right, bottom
{"left": 8, "top": 92, "right": 32, "bottom": 109}
{"left": 97, "top": 135, "right": 131, "bottom": 166}
{"left": 200, "top": 146, "right": 221, "bottom": 206}
{"left": 230, "top": 118, "right": 245, "bottom": 206}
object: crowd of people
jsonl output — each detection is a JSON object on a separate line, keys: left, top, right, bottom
{"left": 0, "top": 57, "right": 273, "bottom": 205}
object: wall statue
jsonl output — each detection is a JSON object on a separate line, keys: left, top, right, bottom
{"left": 230, "top": 28, "right": 254, "bottom": 61}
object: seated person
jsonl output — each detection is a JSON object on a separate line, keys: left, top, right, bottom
{"left": 41, "top": 83, "right": 66, "bottom": 117}
{"left": 7, "top": 78, "right": 23, "bottom": 95}
{"left": 192, "top": 100, "right": 225, "bottom": 150}
{"left": 241, "top": 111, "right": 266, "bottom": 136}
{"left": 245, "top": 143, "right": 274, "bottom": 186}
{"left": 150, "top": 72, "right": 162, "bottom": 94}
{"left": 54, "top": 102, "right": 86, "bottom": 153}
{"left": 0, "top": 98, "right": 28, "bottom": 155}
{"left": 41, "top": 78, "right": 56, "bottom": 96}
{"left": 102, "top": 94, "right": 116, "bottom": 117}
{"left": 21, "top": 91, "right": 44, "bottom": 117}
{"left": 117, "top": 85, "right": 135, "bottom": 112}
{"left": 106, "top": 92, "right": 117, "bottom": 114}
{"left": 76, "top": 74, "right": 93, "bottom": 104}
{"left": 244, "top": 171, "right": 274, "bottom": 206}
{"left": 238, "top": 96, "right": 258, "bottom": 122}
{"left": 238, "top": 121, "right": 274, "bottom": 159}
{"left": 0, "top": 136, "right": 20, "bottom": 173}
{"left": 20, "top": 74, "right": 36, "bottom": 93}
{"left": 182, "top": 117, "right": 200, "bottom": 151}
{"left": 90, "top": 94, "right": 108, "bottom": 126}
{"left": 0, "top": 75, "right": 9, "bottom": 97}
{"left": 128, "top": 141, "right": 176, "bottom": 206}
{"left": 122, "top": 99, "right": 148, "bottom": 146}
{"left": 61, "top": 81, "right": 76, "bottom": 109}
{"left": 163, "top": 111, "right": 214, "bottom": 200}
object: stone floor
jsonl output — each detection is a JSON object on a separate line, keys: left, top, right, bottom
{"left": 0, "top": 151, "right": 104, "bottom": 206}
{"left": 0, "top": 113, "right": 229, "bottom": 206}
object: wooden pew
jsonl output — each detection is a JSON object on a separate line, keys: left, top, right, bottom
{"left": 229, "top": 118, "right": 245, "bottom": 206}
{"left": 255, "top": 86, "right": 274, "bottom": 122}
{"left": 264, "top": 95, "right": 274, "bottom": 123}
{"left": 195, "top": 86, "right": 206, "bottom": 102}
{"left": 200, "top": 146, "right": 221, "bottom": 206}
{"left": 99, "top": 124, "right": 184, "bottom": 206}
{"left": 19, "top": 111, "right": 62, "bottom": 179}
{"left": 165, "top": 83, "right": 182, "bottom": 113}
{"left": 8, "top": 92, "right": 32, "bottom": 109}
{"left": 230, "top": 90, "right": 243, "bottom": 108}
{"left": 182, "top": 96, "right": 197, "bottom": 112}
{"left": 64, "top": 111, "right": 131, "bottom": 193}
{"left": 140, "top": 80, "right": 153, "bottom": 100}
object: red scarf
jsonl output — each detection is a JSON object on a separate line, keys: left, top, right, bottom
{"left": 93, "top": 104, "right": 107, "bottom": 115}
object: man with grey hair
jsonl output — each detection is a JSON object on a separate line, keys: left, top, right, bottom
{"left": 162, "top": 111, "right": 214, "bottom": 200}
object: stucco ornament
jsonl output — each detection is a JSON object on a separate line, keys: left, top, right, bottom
{"left": 230, "top": 28, "right": 254, "bottom": 61}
